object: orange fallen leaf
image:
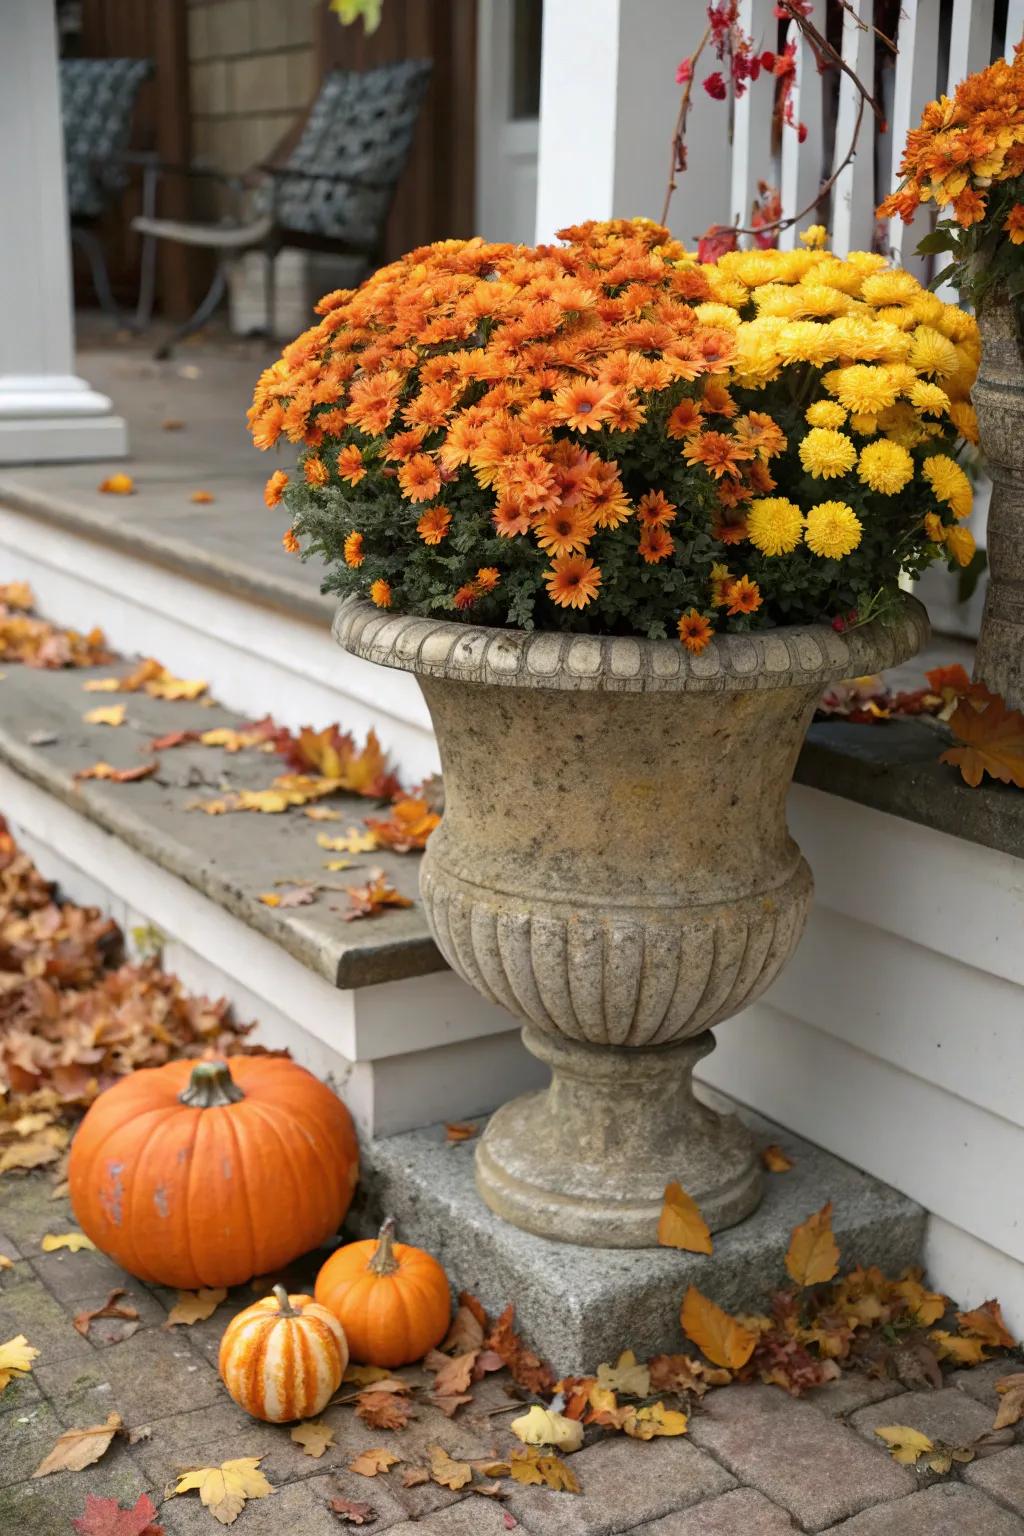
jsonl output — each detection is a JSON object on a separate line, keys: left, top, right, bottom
{"left": 993, "top": 1372, "right": 1024, "bottom": 1430}
{"left": 98, "top": 473, "right": 134, "bottom": 495}
{"left": 508, "top": 1447, "right": 579, "bottom": 1494}
{"left": 427, "top": 1445, "right": 472, "bottom": 1491}
{"left": 657, "top": 1180, "right": 712, "bottom": 1254}
{"left": 929, "top": 1329, "right": 989, "bottom": 1365}
{"left": 342, "top": 871, "right": 414, "bottom": 922}
{"left": 760, "top": 1144, "right": 794, "bottom": 1173}
{"left": 149, "top": 729, "right": 200, "bottom": 751}
{"left": 940, "top": 688, "right": 1024, "bottom": 788}
{"left": 680, "top": 1285, "right": 757, "bottom": 1370}
{"left": 444, "top": 1122, "right": 478, "bottom": 1143}
{"left": 162, "top": 418, "right": 185, "bottom": 431}
{"left": 926, "top": 664, "right": 971, "bottom": 696}
{"left": 165, "top": 1287, "right": 226, "bottom": 1327}
{"left": 290, "top": 1419, "right": 334, "bottom": 1458}
{"left": 74, "top": 761, "right": 158, "bottom": 784}
{"left": 189, "top": 490, "right": 215, "bottom": 504}
{"left": 146, "top": 674, "right": 207, "bottom": 701}
{"left": 349, "top": 1448, "right": 399, "bottom": 1477}
{"left": 957, "top": 1299, "right": 1016, "bottom": 1350}
{"left": 83, "top": 705, "right": 126, "bottom": 727}
{"left": 785, "top": 1203, "right": 840, "bottom": 1288}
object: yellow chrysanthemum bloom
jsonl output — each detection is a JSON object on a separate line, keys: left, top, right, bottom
{"left": 922, "top": 453, "right": 972, "bottom": 518}
{"left": 945, "top": 525, "right": 977, "bottom": 567}
{"left": 938, "top": 306, "right": 980, "bottom": 346}
{"left": 806, "top": 400, "right": 847, "bottom": 429}
{"left": 880, "top": 402, "right": 932, "bottom": 449}
{"left": 858, "top": 439, "right": 914, "bottom": 495}
{"left": 886, "top": 363, "right": 918, "bottom": 393}
{"left": 693, "top": 302, "right": 742, "bottom": 330}
{"left": 849, "top": 413, "right": 879, "bottom": 435}
{"left": 795, "top": 285, "right": 854, "bottom": 318}
{"left": 809, "top": 257, "right": 865, "bottom": 296}
{"left": 910, "top": 324, "right": 959, "bottom": 377}
{"left": 778, "top": 321, "right": 839, "bottom": 367}
{"left": 805, "top": 501, "right": 863, "bottom": 558}
{"left": 702, "top": 272, "right": 748, "bottom": 308}
{"left": 799, "top": 224, "right": 828, "bottom": 248}
{"left": 860, "top": 270, "right": 921, "bottom": 308}
{"left": 832, "top": 364, "right": 900, "bottom": 416}
{"left": 845, "top": 251, "right": 890, "bottom": 276}
{"left": 872, "top": 304, "right": 919, "bottom": 330}
{"left": 798, "top": 427, "right": 857, "bottom": 480}
{"left": 909, "top": 292, "right": 946, "bottom": 328}
{"left": 908, "top": 380, "right": 951, "bottom": 416}
{"left": 949, "top": 399, "right": 980, "bottom": 444}
{"left": 923, "top": 512, "right": 948, "bottom": 543}
{"left": 747, "top": 497, "right": 804, "bottom": 556}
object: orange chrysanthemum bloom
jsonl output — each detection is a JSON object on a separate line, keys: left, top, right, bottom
{"left": 416, "top": 506, "right": 452, "bottom": 546}
{"left": 534, "top": 505, "right": 596, "bottom": 557}
{"left": 264, "top": 469, "right": 288, "bottom": 508}
{"left": 398, "top": 453, "right": 443, "bottom": 504}
{"left": 733, "top": 412, "right": 787, "bottom": 461}
{"left": 683, "top": 431, "right": 751, "bottom": 480}
{"left": 344, "top": 531, "right": 365, "bottom": 568}
{"left": 1005, "top": 204, "right": 1024, "bottom": 244}
{"left": 666, "top": 400, "right": 704, "bottom": 440}
{"left": 587, "top": 463, "right": 632, "bottom": 529}
{"left": 384, "top": 427, "right": 428, "bottom": 462}
{"left": 369, "top": 578, "right": 392, "bottom": 608}
{"left": 636, "top": 490, "right": 677, "bottom": 528}
{"left": 724, "top": 575, "right": 762, "bottom": 615}
{"left": 544, "top": 554, "right": 602, "bottom": 609}
{"left": 475, "top": 566, "right": 501, "bottom": 593}
{"left": 552, "top": 379, "right": 614, "bottom": 432}
{"left": 337, "top": 444, "right": 366, "bottom": 485}
{"left": 303, "top": 456, "right": 329, "bottom": 487}
{"left": 452, "top": 583, "right": 478, "bottom": 610}
{"left": 638, "top": 526, "right": 674, "bottom": 564}
{"left": 677, "top": 609, "right": 714, "bottom": 654}
{"left": 282, "top": 529, "right": 300, "bottom": 554}
{"left": 492, "top": 500, "right": 532, "bottom": 537}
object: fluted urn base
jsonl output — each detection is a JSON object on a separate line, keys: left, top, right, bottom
{"left": 475, "top": 1026, "right": 761, "bottom": 1246}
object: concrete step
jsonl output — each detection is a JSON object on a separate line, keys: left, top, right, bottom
{"left": 0, "top": 657, "right": 543, "bottom": 1137}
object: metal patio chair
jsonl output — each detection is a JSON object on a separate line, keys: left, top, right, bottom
{"left": 132, "top": 58, "right": 433, "bottom": 359}
{"left": 61, "top": 57, "right": 160, "bottom": 331}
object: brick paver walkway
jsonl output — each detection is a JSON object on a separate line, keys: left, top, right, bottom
{"left": 2, "top": 1174, "right": 1022, "bottom": 1535}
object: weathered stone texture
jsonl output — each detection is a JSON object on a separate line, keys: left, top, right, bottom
{"left": 630, "top": 1487, "right": 798, "bottom": 1532}
{"left": 849, "top": 1388, "right": 996, "bottom": 1451}
{"left": 818, "top": 1482, "right": 1024, "bottom": 1534}
{"left": 963, "top": 1444, "right": 1024, "bottom": 1515}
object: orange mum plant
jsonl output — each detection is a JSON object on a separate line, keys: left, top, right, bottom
{"left": 250, "top": 219, "right": 978, "bottom": 650}
{"left": 880, "top": 43, "right": 1024, "bottom": 307}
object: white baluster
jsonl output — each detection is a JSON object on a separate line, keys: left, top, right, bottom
{"left": 830, "top": 0, "right": 875, "bottom": 257}
{"left": 778, "top": 0, "right": 825, "bottom": 250}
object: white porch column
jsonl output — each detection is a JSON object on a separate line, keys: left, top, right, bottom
{"left": 0, "top": 0, "right": 126, "bottom": 464}
{"left": 534, "top": 0, "right": 731, "bottom": 247}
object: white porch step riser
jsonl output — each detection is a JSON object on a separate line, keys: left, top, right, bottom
{"left": 0, "top": 507, "right": 439, "bottom": 782}
{"left": 1, "top": 765, "right": 544, "bottom": 1138}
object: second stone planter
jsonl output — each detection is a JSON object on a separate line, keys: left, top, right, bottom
{"left": 335, "top": 595, "right": 927, "bottom": 1248}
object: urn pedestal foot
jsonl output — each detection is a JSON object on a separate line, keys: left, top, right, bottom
{"left": 474, "top": 1025, "right": 762, "bottom": 1247}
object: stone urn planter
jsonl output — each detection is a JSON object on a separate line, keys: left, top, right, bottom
{"left": 335, "top": 595, "right": 928, "bottom": 1247}
{"left": 973, "top": 287, "right": 1024, "bottom": 710}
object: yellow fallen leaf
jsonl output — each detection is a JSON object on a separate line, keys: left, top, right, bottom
{"left": 427, "top": 1445, "right": 473, "bottom": 1490}
{"left": 623, "top": 1401, "right": 689, "bottom": 1439}
{"left": 305, "top": 806, "right": 342, "bottom": 821}
{"left": 98, "top": 473, "right": 135, "bottom": 495}
{"left": 658, "top": 1181, "right": 712, "bottom": 1254}
{"left": 509, "top": 1447, "right": 580, "bottom": 1493}
{"left": 0, "top": 1257, "right": 12, "bottom": 1272}
{"left": 172, "top": 1457, "right": 273, "bottom": 1524}
{"left": 343, "top": 1364, "right": 394, "bottom": 1386}
{"left": 510, "top": 1404, "right": 584, "bottom": 1452}
{"left": 258, "top": 893, "right": 281, "bottom": 908}
{"left": 957, "top": 1300, "right": 1016, "bottom": 1349}
{"left": 40, "top": 1232, "right": 95, "bottom": 1254}
{"left": 290, "top": 1420, "right": 334, "bottom": 1458}
{"left": 324, "top": 859, "right": 354, "bottom": 872}
{"left": 0, "top": 1138, "right": 61, "bottom": 1175}
{"left": 681, "top": 1286, "right": 757, "bottom": 1370}
{"left": 785, "top": 1202, "right": 840, "bottom": 1287}
{"left": 82, "top": 677, "right": 123, "bottom": 692}
{"left": 760, "top": 1144, "right": 794, "bottom": 1173}
{"left": 165, "top": 1287, "right": 227, "bottom": 1327}
{"left": 146, "top": 675, "right": 207, "bottom": 701}
{"left": 83, "top": 704, "right": 126, "bottom": 727}
{"left": 874, "top": 1424, "right": 934, "bottom": 1465}
{"left": 317, "top": 829, "right": 379, "bottom": 854}
{"left": 190, "top": 490, "right": 215, "bottom": 504}
{"left": 33, "top": 1412, "right": 122, "bottom": 1477}
{"left": 349, "top": 1448, "right": 400, "bottom": 1477}
{"left": 595, "top": 1349, "right": 650, "bottom": 1397}
{"left": 0, "top": 1334, "right": 40, "bottom": 1393}
{"left": 12, "top": 1112, "right": 57, "bottom": 1137}
{"left": 929, "top": 1330, "right": 989, "bottom": 1366}
{"left": 993, "top": 1373, "right": 1024, "bottom": 1430}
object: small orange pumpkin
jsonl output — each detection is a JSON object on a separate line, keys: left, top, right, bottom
{"left": 314, "top": 1217, "right": 450, "bottom": 1367}
{"left": 219, "top": 1284, "right": 348, "bottom": 1422}
{"left": 68, "top": 1056, "right": 359, "bottom": 1289}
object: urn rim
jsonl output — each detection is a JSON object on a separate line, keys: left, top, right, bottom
{"left": 333, "top": 592, "right": 928, "bottom": 695}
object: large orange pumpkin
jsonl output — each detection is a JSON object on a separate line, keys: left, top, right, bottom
{"left": 219, "top": 1284, "right": 348, "bottom": 1422}
{"left": 314, "top": 1217, "right": 450, "bottom": 1367}
{"left": 68, "top": 1057, "right": 358, "bottom": 1289}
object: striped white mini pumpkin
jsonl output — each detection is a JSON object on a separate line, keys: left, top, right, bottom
{"left": 218, "top": 1285, "right": 348, "bottom": 1422}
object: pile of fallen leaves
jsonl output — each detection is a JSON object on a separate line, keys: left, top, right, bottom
{"left": 0, "top": 816, "right": 261, "bottom": 1165}
{"left": 0, "top": 582, "right": 110, "bottom": 670}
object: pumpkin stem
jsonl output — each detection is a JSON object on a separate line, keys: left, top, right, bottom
{"left": 179, "top": 1060, "right": 245, "bottom": 1108}
{"left": 367, "top": 1216, "right": 400, "bottom": 1276}
{"left": 272, "top": 1284, "right": 297, "bottom": 1317}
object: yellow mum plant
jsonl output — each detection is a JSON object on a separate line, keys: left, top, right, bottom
{"left": 250, "top": 219, "right": 978, "bottom": 649}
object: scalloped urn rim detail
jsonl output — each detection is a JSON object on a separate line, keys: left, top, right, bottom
{"left": 334, "top": 594, "right": 928, "bottom": 1247}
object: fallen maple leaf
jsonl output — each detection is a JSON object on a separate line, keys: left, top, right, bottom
{"left": 83, "top": 705, "right": 126, "bottom": 727}
{"left": 147, "top": 674, "right": 207, "bottom": 701}
{"left": 342, "top": 1364, "right": 393, "bottom": 1386}
{"left": 33, "top": 1411, "right": 123, "bottom": 1477}
{"left": 681, "top": 1286, "right": 757, "bottom": 1370}
{"left": 318, "top": 829, "right": 379, "bottom": 855}
{"left": 760, "top": 1144, "right": 794, "bottom": 1173}
{"left": 364, "top": 796, "right": 439, "bottom": 853}
{"left": 427, "top": 1445, "right": 473, "bottom": 1490}
{"left": 73, "top": 1288, "right": 140, "bottom": 1338}
{"left": 874, "top": 1424, "right": 935, "bottom": 1465}
{"left": 957, "top": 1299, "right": 1016, "bottom": 1350}
{"left": 306, "top": 806, "right": 342, "bottom": 821}
{"left": 926, "top": 664, "right": 972, "bottom": 696}
{"left": 647, "top": 1353, "right": 731, "bottom": 1395}
{"left": 929, "top": 1329, "right": 989, "bottom": 1365}
{"left": 511, "top": 1405, "right": 583, "bottom": 1452}
{"left": 74, "top": 761, "right": 158, "bottom": 783}
{"left": 658, "top": 1180, "right": 713, "bottom": 1254}
{"left": 442, "top": 1304, "right": 485, "bottom": 1356}
{"left": 400, "top": 1467, "right": 430, "bottom": 1488}
{"left": 98, "top": 473, "right": 135, "bottom": 495}
{"left": 148, "top": 730, "right": 200, "bottom": 750}
{"left": 485, "top": 1305, "right": 556, "bottom": 1396}
{"left": 785, "top": 1203, "right": 840, "bottom": 1287}
{"left": 993, "top": 1372, "right": 1024, "bottom": 1430}
{"left": 623, "top": 1401, "right": 689, "bottom": 1439}
{"left": 0, "top": 1334, "right": 40, "bottom": 1393}
{"left": 72, "top": 1492, "right": 164, "bottom": 1536}
{"left": 349, "top": 1449, "right": 400, "bottom": 1477}
{"left": 40, "top": 1231, "right": 95, "bottom": 1253}
{"left": 0, "top": 1257, "right": 12, "bottom": 1272}
{"left": 165, "top": 1287, "right": 226, "bottom": 1327}
{"left": 328, "top": 1496, "right": 376, "bottom": 1524}
{"left": 356, "top": 1389, "right": 414, "bottom": 1430}
{"left": 940, "top": 688, "right": 1024, "bottom": 788}
{"left": 444, "top": 1122, "right": 478, "bottom": 1142}
{"left": 509, "top": 1447, "right": 580, "bottom": 1494}
{"left": 171, "top": 1457, "right": 273, "bottom": 1525}
{"left": 291, "top": 1420, "right": 335, "bottom": 1458}
{"left": 0, "top": 1138, "right": 62, "bottom": 1174}
{"left": 595, "top": 1349, "right": 650, "bottom": 1397}
{"left": 190, "top": 490, "right": 215, "bottom": 504}
{"left": 343, "top": 871, "right": 414, "bottom": 922}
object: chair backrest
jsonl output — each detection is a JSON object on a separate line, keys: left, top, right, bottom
{"left": 60, "top": 58, "right": 153, "bottom": 221}
{"left": 273, "top": 59, "right": 433, "bottom": 250}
